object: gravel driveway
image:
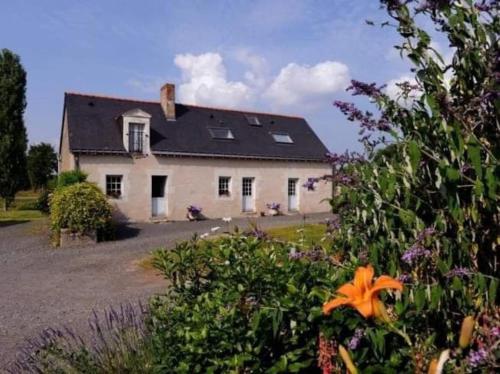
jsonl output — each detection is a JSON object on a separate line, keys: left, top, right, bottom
{"left": 0, "top": 212, "right": 331, "bottom": 369}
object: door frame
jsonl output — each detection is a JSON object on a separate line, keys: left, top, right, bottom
{"left": 151, "top": 175, "right": 168, "bottom": 217}
{"left": 241, "top": 177, "right": 255, "bottom": 212}
{"left": 287, "top": 178, "right": 299, "bottom": 212}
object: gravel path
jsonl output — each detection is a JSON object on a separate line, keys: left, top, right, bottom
{"left": 0, "top": 212, "right": 331, "bottom": 369}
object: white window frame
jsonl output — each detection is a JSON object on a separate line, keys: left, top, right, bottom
{"left": 218, "top": 176, "right": 231, "bottom": 198}
{"left": 208, "top": 127, "right": 235, "bottom": 139}
{"left": 271, "top": 132, "right": 294, "bottom": 144}
{"left": 106, "top": 175, "right": 123, "bottom": 199}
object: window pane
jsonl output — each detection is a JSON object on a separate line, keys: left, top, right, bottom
{"left": 129, "top": 123, "right": 144, "bottom": 152}
{"left": 271, "top": 133, "right": 293, "bottom": 143}
{"left": 218, "top": 176, "right": 231, "bottom": 196}
{"left": 209, "top": 127, "right": 234, "bottom": 139}
{"left": 106, "top": 175, "right": 122, "bottom": 198}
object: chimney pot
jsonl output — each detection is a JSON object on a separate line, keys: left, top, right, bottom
{"left": 160, "top": 83, "right": 176, "bottom": 121}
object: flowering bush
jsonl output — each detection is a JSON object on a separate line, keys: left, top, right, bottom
{"left": 50, "top": 182, "right": 113, "bottom": 242}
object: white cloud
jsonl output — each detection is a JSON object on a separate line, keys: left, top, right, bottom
{"left": 233, "top": 48, "right": 269, "bottom": 88}
{"left": 174, "top": 52, "right": 253, "bottom": 108}
{"left": 264, "top": 61, "right": 350, "bottom": 107}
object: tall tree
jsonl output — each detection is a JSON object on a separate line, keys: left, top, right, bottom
{"left": 27, "top": 143, "right": 57, "bottom": 191}
{"left": 0, "top": 49, "right": 28, "bottom": 210}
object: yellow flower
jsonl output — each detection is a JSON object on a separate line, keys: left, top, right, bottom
{"left": 323, "top": 265, "right": 403, "bottom": 318}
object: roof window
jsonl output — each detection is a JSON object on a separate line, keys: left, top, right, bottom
{"left": 208, "top": 127, "right": 234, "bottom": 139}
{"left": 271, "top": 132, "right": 293, "bottom": 144}
{"left": 245, "top": 114, "right": 261, "bottom": 126}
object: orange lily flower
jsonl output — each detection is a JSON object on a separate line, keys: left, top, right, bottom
{"left": 323, "top": 265, "right": 403, "bottom": 318}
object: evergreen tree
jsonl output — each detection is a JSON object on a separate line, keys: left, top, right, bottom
{"left": 27, "top": 143, "right": 57, "bottom": 191}
{"left": 0, "top": 49, "right": 28, "bottom": 210}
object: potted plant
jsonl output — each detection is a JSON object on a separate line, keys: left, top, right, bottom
{"left": 187, "top": 205, "right": 203, "bottom": 221}
{"left": 266, "top": 202, "right": 281, "bottom": 216}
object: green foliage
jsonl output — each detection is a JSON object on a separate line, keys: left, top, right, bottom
{"left": 56, "top": 169, "right": 87, "bottom": 188}
{"left": 0, "top": 49, "right": 28, "bottom": 210}
{"left": 26, "top": 143, "right": 57, "bottom": 191}
{"left": 319, "top": 0, "right": 499, "bottom": 371}
{"left": 50, "top": 182, "right": 112, "bottom": 240}
{"left": 149, "top": 235, "right": 342, "bottom": 373}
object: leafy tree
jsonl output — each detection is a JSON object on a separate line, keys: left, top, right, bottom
{"left": 0, "top": 49, "right": 28, "bottom": 210}
{"left": 27, "top": 143, "right": 57, "bottom": 191}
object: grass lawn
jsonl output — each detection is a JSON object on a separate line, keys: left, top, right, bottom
{"left": 0, "top": 190, "right": 46, "bottom": 224}
{"left": 266, "top": 223, "right": 329, "bottom": 246}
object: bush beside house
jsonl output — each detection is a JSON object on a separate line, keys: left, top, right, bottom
{"left": 50, "top": 182, "right": 113, "bottom": 246}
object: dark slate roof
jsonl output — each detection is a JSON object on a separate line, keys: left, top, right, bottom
{"left": 63, "top": 92, "right": 329, "bottom": 161}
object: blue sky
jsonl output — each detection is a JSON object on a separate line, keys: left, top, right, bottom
{"left": 0, "top": 0, "right": 422, "bottom": 152}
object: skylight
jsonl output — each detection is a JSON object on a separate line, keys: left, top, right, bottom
{"left": 271, "top": 133, "right": 294, "bottom": 144}
{"left": 245, "top": 114, "right": 261, "bottom": 126}
{"left": 208, "top": 127, "right": 234, "bottom": 139}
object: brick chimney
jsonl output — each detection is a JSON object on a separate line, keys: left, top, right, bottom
{"left": 160, "top": 83, "right": 176, "bottom": 121}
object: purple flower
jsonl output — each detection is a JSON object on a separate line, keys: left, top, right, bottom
{"left": 325, "top": 215, "right": 341, "bottom": 233}
{"left": 445, "top": 267, "right": 472, "bottom": 278}
{"left": 266, "top": 202, "right": 281, "bottom": 210}
{"left": 347, "top": 328, "right": 364, "bottom": 350}
{"left": 416, "top": 227, "right": 436, "bottom": 241}
{"left": 333, "top": 100, "right": 392, "bottom": 133}
{"left": 303, "top": 177, "right": 319, "bottom": 191}
{"left": 491, "top": 326, "right": 500, "bottom": 338}
{"left": 468, "top": 347, "right": 487, "bottom": 368}
{"left": 347, "top": 80, "right": 386, "bottom": 99}
{"left": 187, "top": 205, "right": 202, "bottom": 214}
{"left": 398, "top": 273, "right": 413, "bottom": 283}
{"left": 401, "top": 243, "right": 431, "bottom": 265}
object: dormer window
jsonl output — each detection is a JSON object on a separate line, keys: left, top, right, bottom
{"left": 271, "top": 132, "right": 294, "bottom": 144}
{"left": 129, "top": 123, "right": 144, "bottom": 153}
{"left": 208, "top": 127, "right": 234, "bottom": 140}
{"left": 121, "top": 108, "right": 151, "bottom": 155}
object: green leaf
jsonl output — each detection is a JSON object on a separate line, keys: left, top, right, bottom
{"left": 407, "top": 140, "right": 421, "bottom": 173}
{"left": 467, "top": 144, "right": 482, "bottom": 178}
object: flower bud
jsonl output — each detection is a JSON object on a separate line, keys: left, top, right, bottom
{"left": 427, "top": 358, "right": 438, "bottom": 374}
{"left": 339, "top": 345, "right": 358, "bottom": 374}
{"left": 459, "top": 316, "right": 475, "bottom": 348}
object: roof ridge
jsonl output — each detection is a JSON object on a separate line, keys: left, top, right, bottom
{"left": 65, "top": 91, "right": 159, "bottom": 105}
{"left": 182, "top": 103, "right": 303, "bottom": 119}
{"left": 64, "top": 91, "right": 304, "bottom": 119}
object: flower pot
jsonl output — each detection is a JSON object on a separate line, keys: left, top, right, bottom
{"left": 268, "top": 208, "right": 280, "bottom": 216}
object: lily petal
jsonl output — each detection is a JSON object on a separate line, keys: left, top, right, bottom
{"left": 351, "top": 298, "right": 374, "bottom": 318}
{"left": 323, "top": 297, "right": 351, "bottom": 315}
{"left": 337, "top": 283, "right": 362, "bottom": 299}
{"left": 371, "top": 275, "right": 403, "bottom": 294}
{"left": 353, "top": 265, "right": 374, "bottom": 293}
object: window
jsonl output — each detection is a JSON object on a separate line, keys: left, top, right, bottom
{"left": 245, "top": 114, "right": 261, "bottom": 126}
{"left": 218, "top": 176, "right": 231, "bottom": 197}
{"left": 129, "top": 123, "right": 144, "bottom": 153}
{"left": 106, "top": 175, "right": 122, "bottom": 198}
{"left": 208, "top": 127, "right": 234, "bottom": 139}
{"left": 271, "top": 132, "right": 294, "bottom": 144}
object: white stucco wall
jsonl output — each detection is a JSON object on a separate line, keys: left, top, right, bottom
{"left": 75, "top": 154, "right": 331, "bottom": 221}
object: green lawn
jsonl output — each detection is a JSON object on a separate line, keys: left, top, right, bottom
{"left": 266, "top": 223, "right": 329, "bottom": 246}
{"left": 0, "top": 190, "right": 46, "bottom": 223}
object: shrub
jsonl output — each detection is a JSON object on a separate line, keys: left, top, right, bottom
{"left": 9, "top": 303, "right": 154, "bottom": 373}
{"left": 57, "top": 170, "right": 87, "bottom": 188}
{"left": 35, "top": 189, "right": 51, "bottom": 213}
{"left": 50, "top": 182, "right": 113, "bottom": 241}
{"left": 15, "top": 199, "right": 38, "bottom": 211}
